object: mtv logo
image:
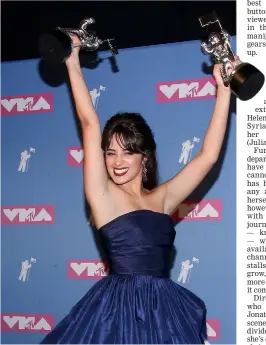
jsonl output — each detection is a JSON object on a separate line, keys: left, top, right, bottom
{"left": 207, "top": 319, "right": 220, "bottom": 340}
{"left": 1, "top": 313, "right": 54, "bottom": 333}
{"left": 1, "top": 93, "right": 53, "bottom": 115}
{"left": 68, "top": 260, "right": 109, "bottom": 279}
{"left": 68, "top": 147, "right": 84, "bottom": 166}
{"left": 172, "top": 199, "right": 222, "bottom": 221}
{"left": 156, "top": 78, "right": 216, "bottom": 103}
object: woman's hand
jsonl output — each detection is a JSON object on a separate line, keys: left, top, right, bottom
{"left": 213, "top": 56, "right": 241, "bottom": 92}
{"left": 65, "top": 34, "right": 82, "bottom": 65}
{"left": 70, "top": 35, "right": 82, "bottom": 53}
{"left": 213, "top": 64, "right": 231, "bottom": 92}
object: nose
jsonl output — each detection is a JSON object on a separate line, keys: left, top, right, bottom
{"left": 114, "top": 154, "right": 124, "bottom": 166}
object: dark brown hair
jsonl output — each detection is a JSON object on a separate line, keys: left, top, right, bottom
{"left": 101, "top": 112, "right": 158, "bottom": 190}
{"left": 88, "top": 112, "right": 159, "bottom": 227}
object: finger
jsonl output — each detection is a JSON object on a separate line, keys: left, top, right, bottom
{"left": 214, "top": 63, "right": 222, "bottom": 70}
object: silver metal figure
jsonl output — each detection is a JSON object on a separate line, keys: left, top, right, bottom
{"left": 198, "top": 11, "right": 265, "bottom": 100}
{"left": 57, "top": 18, "right": 117, "bottom": 55}
{"left": 201, "top": 30, "right": 240, "bottom": 87}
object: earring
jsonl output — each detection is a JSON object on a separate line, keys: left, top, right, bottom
{"left": 142, "top": 162, "right": 148, "bottom": 183}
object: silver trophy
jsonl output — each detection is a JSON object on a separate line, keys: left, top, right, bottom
{"left": 39, "top": 18, "right": 118, "bottom": 63}
{"left": 199, "top": 12, "right": 264, "bottom": 101}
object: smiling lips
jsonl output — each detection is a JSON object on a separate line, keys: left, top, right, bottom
{"left": 114, "top": 168, "right": 129, "bottom": 176}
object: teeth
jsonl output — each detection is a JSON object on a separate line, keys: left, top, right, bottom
{"left": 114, "top": 168, "right": 128, "bottom": 175}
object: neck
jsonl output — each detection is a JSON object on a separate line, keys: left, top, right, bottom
{"left": 119, "top": 178, "right": 146, "bottom": 198}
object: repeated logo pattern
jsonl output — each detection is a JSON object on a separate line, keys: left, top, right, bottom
{"left": 2, "top": 79, "right": 227, "bottom": 343}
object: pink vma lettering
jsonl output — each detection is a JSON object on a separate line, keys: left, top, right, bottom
{"left": 68, "top": 260, "right": 109, "bottom": 279}
{"left": 1, "top": 205, "right": 55, "bottom": 224}
{"left": 1, "top": 93, "right": 53, "bottom": 115}
{"left": 172, "top": 200, "right": 222, "bottom": 221}
{"left": 1, "top": 313, "right": 54, "bottom": 333}
{"left": 156, "top": 78, "right": 216, "bottom": 102}
{"left": 206, "top": 319, "right": 220, "bottom": 340}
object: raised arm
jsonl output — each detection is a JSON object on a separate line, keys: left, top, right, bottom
{"left": 65, "top": 37, "right": 109, "bottom": 204}
{"left": 158, "top": 63, "right": 232, "bottom": 215}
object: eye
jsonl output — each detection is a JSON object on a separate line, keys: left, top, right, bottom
{"left": 125, "top": 151, "right": 134, "bottom": 155}
{"left": 106, "top": 152, "right": 115, "bottom": 156}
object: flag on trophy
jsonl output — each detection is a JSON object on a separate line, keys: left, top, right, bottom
{"left": 188, "top": 137, "right": 201, "bottom": 162}
{"left": 26, "top": 147, "right": 36, "bottom": 172}
{"left": 94, "top": 85, "right": 106, "bottom": 109}
{"left": 187, "top": 256, "right": 200, "bottom": 282}
{"left": 26, "top": 257, "right": 37, "bottom": 280}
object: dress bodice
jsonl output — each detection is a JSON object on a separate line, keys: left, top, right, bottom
{"left": 41, "top": 210, "right": 207, "bottom": 345}
{"left": 100, "top": 210, "right": 176, "bottom": 277}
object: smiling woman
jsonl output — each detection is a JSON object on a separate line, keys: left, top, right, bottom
{"left": 40, "top": 30, "right": 232, "bottom": 345}
{"left": 102, "top": 112, "right": 158, "bottom": 190}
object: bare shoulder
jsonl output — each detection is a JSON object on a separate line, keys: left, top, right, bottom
{"left": 147, "top": 183, "right": 168, "bottom": 212}
{"left": 88, "top": 180, "right": 133, "bottom": 229}
{"left": 89, "top": 182, "right": 167, "bottom": 229}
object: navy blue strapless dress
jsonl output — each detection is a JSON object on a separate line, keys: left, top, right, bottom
{"left": 40, "top": 210, "right": 207, "bottom": 344}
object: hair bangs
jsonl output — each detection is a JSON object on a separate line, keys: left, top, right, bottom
{"left": 108, "top": 125, "right": 142, "bottom": 153}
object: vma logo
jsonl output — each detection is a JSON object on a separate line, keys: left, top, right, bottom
{"left": 1, "top": 313, "right": 54, "bottom": 333}
{"left": 156, "top": 78, "right": 216, "bottom": 102}
{"left": 172, "top": 200, "right": 222, "bottom": 221}
{"left": 1, "top": 205, "right": 55, "bottom": 224}
{"left": 1, "top": 93, "right": 53, "bottom": 115}
{"left": 206, "top": 319, "right": 220, "bottom": 340}
{"left": 68, "top": 260, "right": 109, "bottom": 279}
{"left": 68, "top": 146, "right": 84, "bottom": 166}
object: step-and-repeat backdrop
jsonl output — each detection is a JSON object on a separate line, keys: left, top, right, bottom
{"left": 1, "top": 37, "right": 236, "bottom": 344}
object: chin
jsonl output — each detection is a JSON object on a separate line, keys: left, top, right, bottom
{"left": 112, "top": 176, "right": 131, "bottom": 185}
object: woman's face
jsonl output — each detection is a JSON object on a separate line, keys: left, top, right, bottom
{"left": 105, "top": 135, "right": 145, "bottom": 186}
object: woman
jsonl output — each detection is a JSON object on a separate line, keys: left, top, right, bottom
{"left": 41, "top": 35, "right": 232, "bottom": 344}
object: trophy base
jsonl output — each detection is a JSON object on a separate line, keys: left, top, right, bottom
{"left": 38, "top": 29, "right": 73, "bottom": 63}
{"left": 230, "top": 63, "right": 265, "bottom": 101}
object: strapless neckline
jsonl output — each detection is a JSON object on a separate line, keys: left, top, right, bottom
{"left": 40, "top": 208, "right": 207, "bottom": 344}
{"left": 98, "top": 209, "right": 172, "bottom": 232}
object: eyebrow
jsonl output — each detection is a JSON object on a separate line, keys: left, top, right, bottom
{"left": 106, "top": 148, "right": 128, "bottom": 152}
